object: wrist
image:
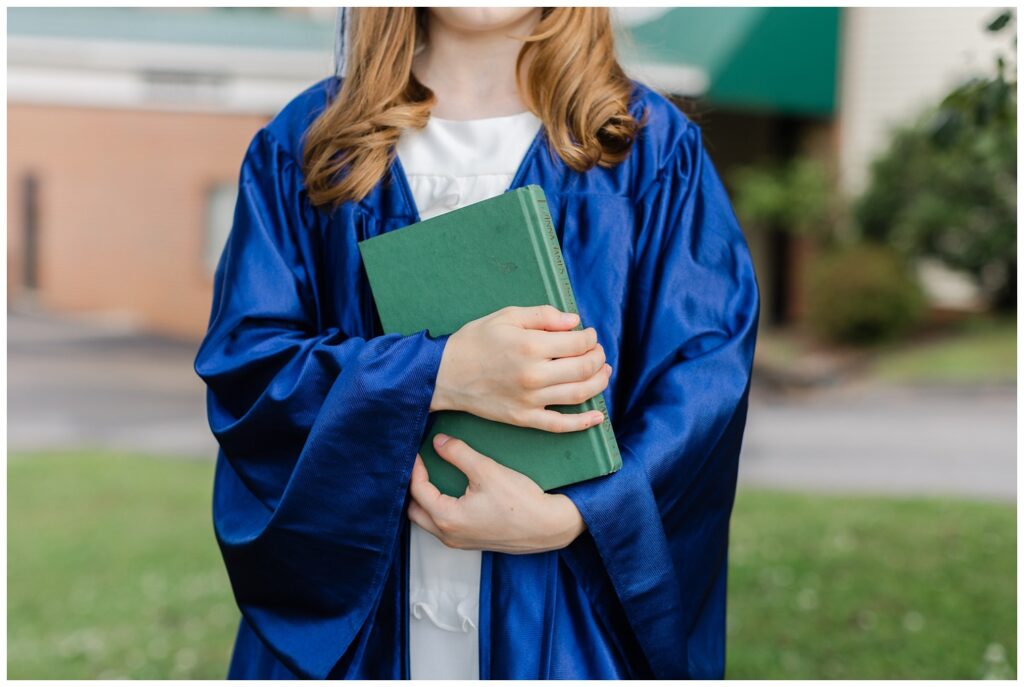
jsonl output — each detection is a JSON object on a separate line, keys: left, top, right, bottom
{"left": 432, "top": 329, "right": 471, "bottom": 413}
{"left": 430, "top": 379, "right": 454, "bottom": 413}
{"left": 430, "top": 333, "right": 457, "bottom": 412}
{"left": 547, "top": 494, "right": 587, "bottom": 547}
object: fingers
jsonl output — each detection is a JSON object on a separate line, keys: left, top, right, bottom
{"left": 431, "top": 433, "right": 493, "bottom": 484}
{"left": 409, "top": 454, "right": 442, "bottom": 503}
{"left": 411, "top": 453, "right": 430, "bottom": 483}
{"left": 534, "top": 363, "right": 612, "bottom": 407}
{"left": 533, "top": 343, "right": 606, "bottom": 386}
{"left": 407, "top": 499, "right": 444, "bottom": 540}
{"left": 523, "top": 407, "right": 606, "bottom": 434}
{"left": 408, "top": 454, "right": 461, "bottom": 532}
{"left": 501, "top": 305, "right": 579, "bottom": 332}
{"left": 523, "top": 327, "right": 598, "bottom": 359}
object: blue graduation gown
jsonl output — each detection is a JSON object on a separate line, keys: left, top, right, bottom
{"left": 194, "top": 75, "right": 760, "bottom": 680}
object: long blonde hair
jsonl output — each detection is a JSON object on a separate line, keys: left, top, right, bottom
{"left": 302, "top": 8, "right": 643, "bottom": 210}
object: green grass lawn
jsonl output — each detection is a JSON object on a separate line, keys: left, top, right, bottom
{"left": 727, "top": 489, "right": 1016, "bottom": 679}
{"left": 868, "top": 315, "right": 1016, "bottom": 384}
{"left": 8, "top": 452, "right": 236, "bottom": 679}
{"left": 8, "top": 452, "right": 1017, "bottom": 679}
{"left": 756, "top": 315, "right": 1016, "bottom": 387}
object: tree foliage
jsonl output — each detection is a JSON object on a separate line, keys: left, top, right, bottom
{"left": 732, "top": 158, "right": 838, "bottom": 242}
{"left": 854, "top": 10, "right": 1017, "bottom": 309}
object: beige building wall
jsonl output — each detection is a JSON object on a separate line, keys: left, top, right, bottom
{"left": 837, "top": 7, "right": 1012, "bottom": 195}
{"left": 8, "top": 104, "right": 268, "bottom": 339}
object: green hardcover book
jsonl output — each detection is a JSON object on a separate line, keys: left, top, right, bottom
{"left": 357, "top": 184, "right": 622, "bottom": 497}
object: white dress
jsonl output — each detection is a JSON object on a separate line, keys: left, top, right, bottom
{"left": 395, "top": 109, "right": 542, "bottom": 680}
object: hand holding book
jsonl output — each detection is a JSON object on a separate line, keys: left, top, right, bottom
{"left": 358, "top": 185, "right": 622, "bottom": 497}
{"left": 407, "top": 434, "right": 587, "bottom": 554}
{"left": 430, "top": 305, "right": 611, "bottom": 433}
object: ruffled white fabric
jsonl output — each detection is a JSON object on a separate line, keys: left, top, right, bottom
{"left": 408, "top": 522, "right": 480, "bottom": 633}
{"left": 410, "top": 592, "right": 479, "bottom": 632}
{"left": 396, "top": 109, "right": 542, "bottom": 680}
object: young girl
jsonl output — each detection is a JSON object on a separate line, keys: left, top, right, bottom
{"left": 195, "top": 7, "right": 759, "bottom": 680}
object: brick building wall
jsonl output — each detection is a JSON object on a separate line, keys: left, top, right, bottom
{"left": 8, "top": 104, "right": 269, "bottom": 339}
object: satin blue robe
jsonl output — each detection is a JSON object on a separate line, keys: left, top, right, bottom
{"left": 194, "top": 74, "right": 760, "bottom": 680}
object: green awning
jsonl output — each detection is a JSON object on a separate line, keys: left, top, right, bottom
{"left": 618, "top": 7, "right": 841, "bottom": 117}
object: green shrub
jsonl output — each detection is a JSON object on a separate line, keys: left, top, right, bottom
{"left": 732, "top": 158, "right": 837, "bottom": 239}
{"left": 853, "top": 11, "right": 1016, "bottom": 309}
{"left": 807, "top": 244, "right": 926, "bottom": 345}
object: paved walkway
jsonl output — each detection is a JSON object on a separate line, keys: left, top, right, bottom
{"left": 7, "top": 309, "right": 1017, "bottom": 502}
{"left": 741, "top": 382, "right": 1016, "bottom": 502}
{"left": 8, "top": 309, "right": 217, "bottom": 459}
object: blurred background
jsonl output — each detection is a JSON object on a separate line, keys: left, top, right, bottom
{"left": 7, "top": 6, "right": 1016, "bottom": 679}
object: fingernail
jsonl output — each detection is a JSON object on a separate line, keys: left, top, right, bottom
{"left": 593, "top": 412, "right": 605, "bottom": 424}
{"left": 562, "top": 312, "right": 579, "bottom": 325}
{"left": 433, "top": 433, "right": 450, "bottom": 447}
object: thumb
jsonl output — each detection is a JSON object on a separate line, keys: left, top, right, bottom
{"left": 503, "top": 305, "right": 579, "bottom": 332}
{"left": 432, "top": 433, "right": 492, "bottom": 484}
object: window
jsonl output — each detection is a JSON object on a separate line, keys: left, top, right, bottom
{"left": 204, "top": 182, "right": 237, "bottom": 273}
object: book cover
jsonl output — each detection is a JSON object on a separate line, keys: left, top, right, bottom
{"left": 357, "top": 184, "right": 621, "bottom": 497}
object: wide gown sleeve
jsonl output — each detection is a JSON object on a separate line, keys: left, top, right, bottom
{"left": 558, "top": 122, "right": 760, "bottom": 678}
{"left": 194, "top": 127, "right": 447, "bottom": 678}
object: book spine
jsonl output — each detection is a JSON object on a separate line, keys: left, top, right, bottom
{"left": 520, "top": 186, "right": 622, "bottom": 475}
